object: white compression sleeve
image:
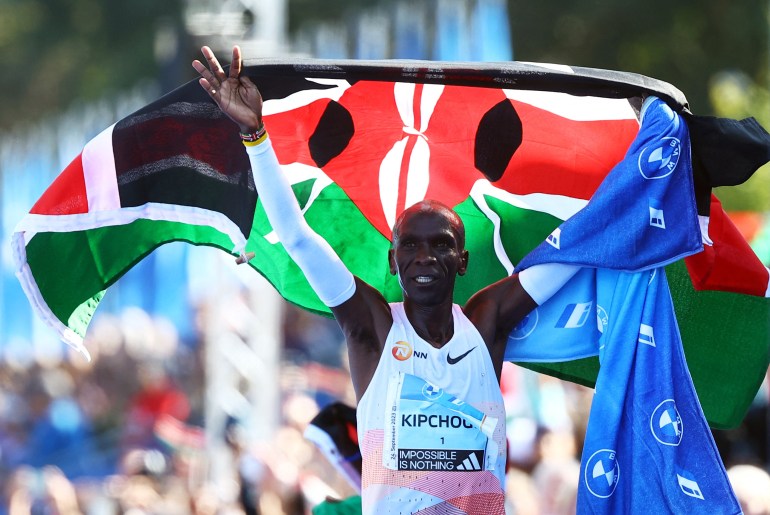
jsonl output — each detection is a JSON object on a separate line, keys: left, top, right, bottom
{"left": 518, "top": 262, "right": 581, "bottom": 306}
{"left": 245, "top": 138, "right": 356, "bottom": 307}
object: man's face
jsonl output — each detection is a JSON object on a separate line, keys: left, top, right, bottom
{"left": 389, "top": 210, "right": 468, "bottom": 306}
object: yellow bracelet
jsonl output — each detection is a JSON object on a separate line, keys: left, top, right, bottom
{"left": 241, "top": 130, "right": 268, "bottom": 147}
{"left": 240, "top": 123, "right": 267, "bottom": 146}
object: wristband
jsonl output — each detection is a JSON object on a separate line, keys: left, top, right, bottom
{"left": 240, "top": 124, "right": 268, "bottom": 147}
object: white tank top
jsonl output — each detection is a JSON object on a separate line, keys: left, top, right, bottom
{"left": 357, "top": 303, "right": 506, "bottom": 515}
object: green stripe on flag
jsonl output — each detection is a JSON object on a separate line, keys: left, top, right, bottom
{"left": 454, "top": 196, "right": 509, "bottom": 304}
{"left": 26, "top": 219, "right": 236, "bottom": 339}
{"left": 454, "top": 194, "right": 564, "bottom": 304}
{"left": 667, "top": 260, "right": 770, "bottom": 429}
{"left": 517, "top": 357, "right": 601, "bottom": 389}
{"left": 484, "top": 194, "right": 565, "bottom": 263}
{"left": 245, "top": 180, "right": 401, "bottom": 316}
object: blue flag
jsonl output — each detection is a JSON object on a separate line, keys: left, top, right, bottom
{"left": 576, "top": 268, "right": 740, "bottom": 513}
{"left": 512, "top": 97, "right": 741, "bottom": 513}
{"left": 507, "top": 96, "right": 702, "bottom": 363}
{"left": 517, "top": 97, "right": 702, "bottom": 273}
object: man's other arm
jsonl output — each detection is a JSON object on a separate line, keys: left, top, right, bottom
{"left": 464, "top": 263, "right": 580, "bottom": 378}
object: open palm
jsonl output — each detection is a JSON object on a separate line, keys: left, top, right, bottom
{"left": 192, "top": 45, "right": 263, "bottom": 132}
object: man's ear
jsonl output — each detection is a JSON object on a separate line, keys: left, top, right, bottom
{"left": 388, "top": 248, "right": 397, "bottom": 275}
{"left": 458, "top": 249, "right": 469, "bottom": 276}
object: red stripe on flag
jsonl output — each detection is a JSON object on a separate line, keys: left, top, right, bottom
{"left": 264, "top": 97, "right": 330, "bottom": 167}
{"left": 398, "top": 136, "right": 420, "bottom": 215}
{"left": 30, "top": 153, "right": 89, "bottom": 215}
{"left": 685, "top": 195, "right": 769, "bottom": 297}
{"left": 495, "top": 102, "right": 639, "bottom": 199}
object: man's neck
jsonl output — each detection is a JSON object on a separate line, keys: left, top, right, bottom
{"left": 403, "top": 298, "right": 455, "bottom": 348}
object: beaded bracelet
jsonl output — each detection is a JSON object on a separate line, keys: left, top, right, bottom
{"left": 240, "top": 124, "right": 268, "bottom": 147}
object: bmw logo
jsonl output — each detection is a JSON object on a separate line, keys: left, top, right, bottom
{"left": 638, "top": 137, "right": 681, "bottom": 179}
{"left": 596, "top": 305, "right": 609, "bottom": 334}
{"left": 584, "top": 449, "right": 620, "bottom": 498}
{"left": 421, "top": 382, "right": 443, "bottom": 400}
{"left": 510, "top": 308, "right": 538, "bottom": 340}
{"left": 650, "top": 399, "right": 683, "bottom": 446}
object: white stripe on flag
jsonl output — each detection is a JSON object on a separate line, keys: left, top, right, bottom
{"left": 405, "top": 137, "right": 430, "bottom": 209}
{"left": 470, "top": 180, "right": 588, "bottom": 275}
{"left": 262, "top": 78, "right": 350, "bottom": 115}
{"left": 698, "top": 215, "right": 713, "bottom": 245}
{"left": 765, "top": 267, "right": 770, "bottom": 297}
{"left": 82, "top": 123, "right": 121, "bottom": 211}
{"left": 504, "top": 89, "right": 639, "bottom": 122}
{"left": 10, "top": 231, "right": 91, "bottom": 359}
{"left": 418, "top": 84, "right": 443, "bottom": 133}
{"left": 264, "top": 162, "right": 333, "bottom": 244}
{"left": 471, "top": 179, "right": 588, "bottom": 221}
{"left": 14, "top": 203, "right": 248, "bottom": 253}
{"left": 379, "top": 137, "right": 409, "bottom": 230}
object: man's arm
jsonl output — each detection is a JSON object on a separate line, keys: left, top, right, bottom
{"left": 193, "top": 46, "right": 392, "bottom": 400}
{"left": 464, "top": 263, "right": 580, "bottom": 377}
{"left": 246, "top": 139, "right": 392, "bottom": 399}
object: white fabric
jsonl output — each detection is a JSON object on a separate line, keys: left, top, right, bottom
{"left": 518, "top": 262, "right": 581, "bottom": 305}
{"left": 356, "top": 303, "right": 507, "bottom": 514}
{"left": 83, "top": 123, "right": 121, "bottom": 211}
{"left": 698, "top": 214, "right": 713, "bottom": 245}
{"left": 246, "top": 139, "right": 356, "bottom": 307}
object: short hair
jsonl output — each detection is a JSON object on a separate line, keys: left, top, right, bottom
{"left": 391, "top": 200, "right": 466, "bottom": 249}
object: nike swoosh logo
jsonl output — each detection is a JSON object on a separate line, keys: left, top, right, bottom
{"left": 447, "top": 347, "right": 476, "bottom": 365}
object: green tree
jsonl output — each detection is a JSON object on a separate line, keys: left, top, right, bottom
{"left": 508, "top": 0, "right": 770, "bottom": 210}
{"left": 288, "top": 0, "right": 383, "bottom": 33}
{"left": 709, "top": 70, "right": 770, "bottom": 211}
{"left": 0, "top": 0, "right": 184, "bottom": 131}
{"left": 508, "top": 0, "right": 768, "bottom": 115}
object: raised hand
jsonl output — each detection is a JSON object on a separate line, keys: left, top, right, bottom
{"left": 192, "top": 45, "right": 263, "bottom": 132}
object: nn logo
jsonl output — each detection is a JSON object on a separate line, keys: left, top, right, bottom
{"left": 392, "top": 341, "right": 413, "bottom": 361}
{"left": 392, "top": 341, "right": 427, "bottom": 361}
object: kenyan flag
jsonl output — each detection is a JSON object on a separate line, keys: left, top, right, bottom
{"left": 12, "top": 59, "right": 770, "bottom": 428}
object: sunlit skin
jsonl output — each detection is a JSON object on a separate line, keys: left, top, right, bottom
{"left": 389, "top": 207, "right": 468, "bottom": 334}
{"left": 193, "top": 45, "right": 538, "bottom": 402}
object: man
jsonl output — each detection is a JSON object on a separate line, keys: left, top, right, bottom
{"left": 193, "top": 45, "right": 576, "bottom": 514}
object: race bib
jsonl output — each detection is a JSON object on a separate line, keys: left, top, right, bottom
{"left": 383, "top": 372, "right": 498, "bottom": 472}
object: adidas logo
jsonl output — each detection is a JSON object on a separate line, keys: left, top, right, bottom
{"left": 455, "top": 452, "right": 483, "bottom": 471}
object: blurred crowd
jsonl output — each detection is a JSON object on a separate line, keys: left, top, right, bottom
{"left": 0, "top": 294, "right": 769, "bottom": 515}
